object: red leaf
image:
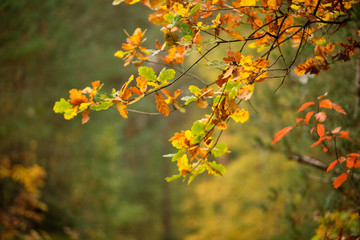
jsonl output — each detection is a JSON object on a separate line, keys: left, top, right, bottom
{"left": 326, "top": 160, "right": 338, "bottom": 172}
{"left": 272, "top": 126, "right": 293, "bottom": 145}
{"left": 331, "top": 102, "right": 346, "bottom": 114}
{"left": 315, "top": 112, "right": 327, "bottom": 122}
{"left": 323, "top": 147, "right": 328, "bottom": 152}
{"left": 297, "top": 102, "right": 315, "bottom": 112}
{"left": 305, "top": 111, "right": 315, "bottom": 126}
{"left": 319, "top": 99, "right": 333, "bottom": 109}
{"left": 316, "top": 123, "right": 325, "bottom": 137}
{"left": 332, "top": 172, "right": 347, "bottom": 189}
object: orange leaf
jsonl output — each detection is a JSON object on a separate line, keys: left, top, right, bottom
{"left": 338, "top": 131, "right": 352, "bottom": 140}
{"left": 155, "top": 93, "right": 169, "bottom": 116}
{"left": 315, "top": 112, "right": 327, "bottom": 122}
{"left": 327, "top": 160, "right": 338, "bottom": 172}
{"left": 310, "top": 137, "right": 324, "bottom": 148}
{"left": 304, "top": 111, "right": 315, "bottom": 125}
{"left": 272, "top": 126, "right": 293, "bottom": 145}
{"left": 296, "top": 118, "right": 304, "bottom": 123}
{"left": 346, "top": 156, "right": 355, "bottom": 168}
{"left": 196, "top": 99, "right": 209, "bottom": 108}
{"left": 116, "top": 102, "right": 128, "bottom": 119}
{"left": 69, "top": 89, "right": 89, "bottom": 106}
{"left": 319, "top": 99, "right": 332, "bottom": 109}
{"left": 323, "top": 147, "right": 328, "bottom": 152}
{"left": 332, "top": 172, "right": 347, "bottom": 189}
{"left": 316, "top": 123, "right": 325, "bottom": 137}
{"left": 81, "top": 108, "right": 90, "bottom": 124}
{"left": 331, "top": 102, "right": 346, "bottom": 114}
{"left": 297, "top": 102, "right": 315, "bottom": 112}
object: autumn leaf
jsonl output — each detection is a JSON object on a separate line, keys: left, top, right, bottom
{"left": 116, "top": 102, "right": 128, "bottom": 119}
{"left": 319, "top": 99, "right": 332, "bottom": 109}
{"left": 155, "top": 93, "right": 169, "bottom": 116}
{"left": 316, "top": 123, "right": 325, "bottom": 137}
{"left": 230, "top": 108, "right": 249, "bottom": 123}
{"left": 272, "top": 126, "right": 293, "bottom": 145}
{"left": 315, "top": 112, "right": 327, "bottom": 122}
{"left": 332, "top": 102, "right": 346, "bottom": 114}
{"left": 81, "top": 108, "right": 90, "bottom": 124}
{"left": 333, "top": 172, "right": 347, "bottom": 189}
{"left": 304, "top": 111, "right": 315, "bottom": 125}
{"left": 69, "top": 89, "right": 89, "bottom": 106}
{"left": 326, "top": 160, "right": 338, "bottom": 172}
{"left": 297, "top": 102, "right": 315, "bottom": 112}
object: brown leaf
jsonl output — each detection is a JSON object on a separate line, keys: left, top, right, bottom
{"left": 81, "top": 108, "right": 90, "bottom": 124}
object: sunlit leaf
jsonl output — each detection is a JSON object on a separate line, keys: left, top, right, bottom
{"left": 53, "top": 98, "right": 72, "bottom": 113}
{"left": 211, "top": 144, "right": 228, "bottom": 157}
{"left": 155, "top": 93, "right": 169, "bottom": 116}
{"left": 138, "top": 66, "right": 157, "bottom": 81}
{"left": 90, "top": 102, "right": 114, "bottom": 111}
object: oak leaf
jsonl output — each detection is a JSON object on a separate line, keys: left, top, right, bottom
{"left": 116, "top": 102, "right": 128, "bottom": 119}
{"left": 155, "top": 93, "right": 169, "bottom": 116}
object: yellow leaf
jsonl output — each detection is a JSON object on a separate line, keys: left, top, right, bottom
{"left": 230, "top": 109, "right": 249, "bottom": 123}
{"left": 217, "top": 121, "right": 227, "bottom": 130}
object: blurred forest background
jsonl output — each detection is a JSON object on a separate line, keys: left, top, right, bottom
{"left": 1, "top": 0, "right": 359, "bottom": 239}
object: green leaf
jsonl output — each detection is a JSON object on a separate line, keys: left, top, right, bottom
{"left": 53, "top": 98, "right": 72, "bottom": 113}
{"left": 207, "top": 161, "right": 226, "bottom": 176}
{"left": 192, "top": 134, "right": 205, "bottom": 144}
{"left": 189, "top": 85, "right": 201, "bottom": 95}
{"left": 183, "top": 35, "right": 193, "bottom": 41}
{"left": 165, "top": 174, "right": 182, "bottom": 182}
{"left": 191, "top": 121, "right": 205, "bottom": 135}
{"left": 225, "top": 82, "right": 240, "bottom": 99}
{"left": 138, "top": 66, "right": 157, "bottom": 81}
{"left": 94, "top": 92, "right": 114, "bottom": 102}
{"left": 168, "top": 14, "right": 182, "bottom": 28}
{"left": 211, "top": 143, "right": 228, "bottom": 157}
{"left": 213, "top": 95, "right": 225, "bottom": 105}
{"left": 181, "top": 95, "right": 197, "bottom": 105}
{"left": 172, "top": 150, "right": 185, "bottom": 162}
{"left": 206, "top": 60, "right": 227, "bottom": 70}
{"left": 158, "top": 68, "right": 175, "bottom": 82}
{"left": 180, "top": 23, "right": 193, "bottom": 37}
{"left": 90, "top": 102, "right": 114, "bottom": 111}
{"left": 164, "top": 13, "right": 175, "bottom": 23}
{"left": 189, "top": 3, "right": 201, "bottom": 15}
